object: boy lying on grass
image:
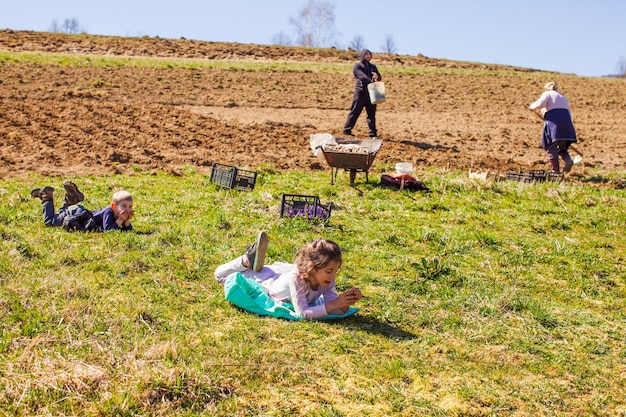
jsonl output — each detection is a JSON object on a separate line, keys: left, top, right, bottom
{"left": 31, "top": 181, "right": 133, "bottom": 232}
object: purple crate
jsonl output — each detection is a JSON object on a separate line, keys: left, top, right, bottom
{"left": 280, "top": 194, "right": 332, "bottom": 220}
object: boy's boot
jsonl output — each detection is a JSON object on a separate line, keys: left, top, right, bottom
{"left": 63, "top": 181, "right": 84, "bottom": 206}
{"left": 31, "top": 186, "right": 55, "bottom": 202}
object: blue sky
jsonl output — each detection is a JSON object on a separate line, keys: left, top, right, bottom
{"left": 2, "top": 0, "right": 624, "bottom": 77}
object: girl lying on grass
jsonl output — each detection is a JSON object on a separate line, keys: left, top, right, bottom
{"left": 215, "top": 232, "right": 363, "bottom": 320}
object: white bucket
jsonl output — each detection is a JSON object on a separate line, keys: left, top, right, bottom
{"left": 395, "top": 162, "right": 413, "bottom": 174}
{"left": 367, "top": 82, "right": 386, "bottom": 104}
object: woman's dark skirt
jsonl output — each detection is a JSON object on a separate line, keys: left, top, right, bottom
{"left": 541, "top": 108, "right": 577, "bottom": 150}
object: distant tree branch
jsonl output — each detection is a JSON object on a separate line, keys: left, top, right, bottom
{"left": 271, "top": 31, "right": 292, "bottom": 46}
{"left": 348, "top": 35, "right": 365, "bottom": 51}
{"left": 49, "top": 17, "right": 84, "bottom": 34}
{"left": 381, "top": 34, "right": 397, "bottom": 54}
{"left": 289, "top": 0, "right": 337, "bottom": 48}
{"left": 616, "top": 56, "right": 626, "bottom": 78}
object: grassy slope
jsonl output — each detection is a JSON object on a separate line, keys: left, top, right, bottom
{"left": 1, "top": 167, "right": 625, "bottom": 417}
{"left": 0, "top": 45, "right": 625, "bottom": 416}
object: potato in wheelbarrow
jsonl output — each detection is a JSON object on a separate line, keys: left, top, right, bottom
{"left": 309, "top": 134, "right": 382, "bottom": 185}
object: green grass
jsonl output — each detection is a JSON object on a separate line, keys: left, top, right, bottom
{"left": 0, "top": 50, "right": 353, "bottom": 73}
{"left": 0, "top": 50, "right": 562, "bottom": 79}
{"left": 1, "top": 168, "right": 625, "bottom": 416}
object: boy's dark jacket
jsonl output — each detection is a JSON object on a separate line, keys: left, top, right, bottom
{"left": 62, "top": 204, "right": 132, "bottom": 232}
{"left": 62, "top": 206, "right": 99, "bottom": 232}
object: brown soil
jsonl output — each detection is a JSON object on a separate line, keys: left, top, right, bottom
{"left": 1, "top": 30, "right": 624, "bottom": 181}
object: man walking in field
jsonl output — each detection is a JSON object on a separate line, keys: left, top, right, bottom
{"left": 343, "top": 49, "right": 382, "bottom": 139}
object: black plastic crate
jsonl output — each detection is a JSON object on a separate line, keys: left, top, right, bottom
{"left": 506, "top": 170, "right": 563, "bottom": 184}
{"left": 529, "top": 170, "right": 549, "bottom": 182}
{"left": 545, "top": 172, "right": 563, "bottom": 182}
{"left": 280, "top": 194, "right": 332, "bottom": 220}
{"left": 210, "top": 163, "right": 257, "bottom": 191}
{"left": 506, "top": 171, "right": 534, "bottom": 183}
{"left": 531, "top": 170, "right": 563, "bottom": 182}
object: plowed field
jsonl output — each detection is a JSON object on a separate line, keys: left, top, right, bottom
{"left": 1, "top": 30, "right": 624, "bottom": 180}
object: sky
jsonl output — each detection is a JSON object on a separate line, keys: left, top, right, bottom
{"left": 2, "top": 0, "right": 625, "bottom": 77}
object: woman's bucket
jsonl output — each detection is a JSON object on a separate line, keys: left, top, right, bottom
{"left": 367, "top": 81, "right": 386, "bottom": 104}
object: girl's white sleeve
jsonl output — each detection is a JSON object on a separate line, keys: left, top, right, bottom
{"left": 321, "top": 280, "right": 339, "bottom": 303}
{"left": 322, "top": 281, "right": 349, "bottom": 315}
{"left": 289, "top": 275, "right": 328, "bottom": 320}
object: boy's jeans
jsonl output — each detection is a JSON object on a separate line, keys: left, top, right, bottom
{"left": 42, "top": 201, "right": 87, "bottom": 227}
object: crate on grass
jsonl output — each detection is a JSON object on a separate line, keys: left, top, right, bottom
{"left": 280, "top": 194, "right": 332, "bottom": 220}
{"left": 546, "top": 172, "right": 563, "bottom": 182}
{"left": 210, "top": 163, "right": 257, "bottom": 191}
{"left": 506, "top": 171, "right": 534, "bottom": 183}
{"left": 532, "top": 170, "right": 563, "bottom": 182}
{"left": 506, "top": 170, "right": 563, "bottom": 183}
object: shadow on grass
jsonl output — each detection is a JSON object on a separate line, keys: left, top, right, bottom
{"left": 133, "top": 229, "right": 157, "bottom": 235}
{"left": 579, "top": 175, "right": 625, "bottom": 188}
{"left": 330, "top": 314, "right": 418, "bottom": 340}
{"left": 400, "top": 140, "right": 458, "bottom": 152}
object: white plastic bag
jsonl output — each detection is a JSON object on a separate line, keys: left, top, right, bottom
{"left": 310, "top": 133, "right": 337, "bottom": 157}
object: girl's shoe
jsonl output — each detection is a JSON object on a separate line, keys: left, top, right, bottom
{"left": 245, "top": 231, "right": 268, "bottom": 272}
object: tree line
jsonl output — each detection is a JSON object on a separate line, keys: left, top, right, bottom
{"left": 49, "top": 17, "right": 84, "bottom": 35}
{"left": 272, "top": 0, "right": 398, "bottom": 53}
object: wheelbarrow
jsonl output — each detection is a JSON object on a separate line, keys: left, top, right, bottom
{"left": 310, "top": 134, "right": 383, "bottom": 185}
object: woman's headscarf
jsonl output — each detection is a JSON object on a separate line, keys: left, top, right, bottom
{"left": 544, "top": 82, "right": 557, "bottom": 91}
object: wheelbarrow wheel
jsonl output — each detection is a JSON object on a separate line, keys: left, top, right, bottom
{"left": 349, "top": 169, "right": 356, "bottom": 185}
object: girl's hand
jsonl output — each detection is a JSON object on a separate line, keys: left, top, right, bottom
{"left": 344, "top": 287, "right": 363, "bottom": 300}
{"left": 326, "top": 288, "right": 364, "bottom": 312}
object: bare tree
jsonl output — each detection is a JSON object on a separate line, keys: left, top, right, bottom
{"left": 49, "top": 19, "right": 61, "bottom": 33}
{"left": 381, "top": 34, "right": 397, "bottom": 54}
{"left": 616, "top": 56, "right": 626, "bottom": 78}
{"left": 289, "top": 0, "right": 337, "bottom": 48}
{"left": 62, "top": 17, "right": 83, "bottom": 34}
{"left": 348, "top": 35, "right": 365, "bottom": 51}
{"left": 271, "top": 31, "right": 292, "bottom": 46}
{"left": 50, "top": 17, "right": 84, "bottom": 34}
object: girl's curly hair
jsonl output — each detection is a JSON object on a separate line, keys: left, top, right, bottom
{"left": 295, "top": 238, "right": 342, "bottom": 279}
